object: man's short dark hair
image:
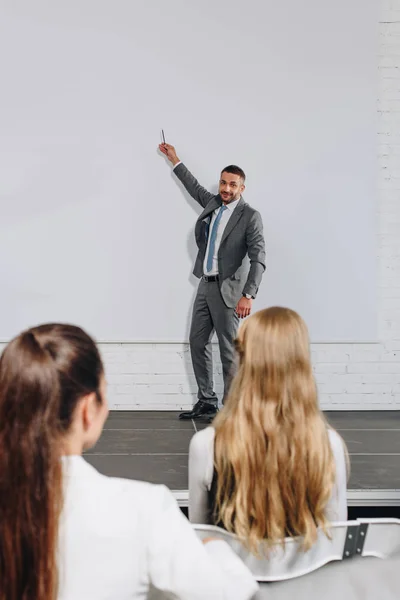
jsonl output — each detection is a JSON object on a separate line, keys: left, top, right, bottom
{"left": 221, "top": 165, "right": 246, "bottom": 182}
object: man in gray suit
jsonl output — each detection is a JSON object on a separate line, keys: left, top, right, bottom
{"left": 159, "top": 143, "right": 266, "bottom": 420}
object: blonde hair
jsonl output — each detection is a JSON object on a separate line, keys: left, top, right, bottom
{"left": 213, "top": 307, "right": 344, "bottom": 555}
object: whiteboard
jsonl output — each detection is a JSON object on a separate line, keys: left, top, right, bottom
{"left": 0, "top": 0, "right": 377, "bottom": 342}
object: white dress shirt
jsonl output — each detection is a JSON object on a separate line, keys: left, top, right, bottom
{"left": 57, "top": 455, "right": 258, "bottom": 600}
{"left": 203, "top": 200, "right": 240, "bottom": 275}
{"left": 188, "top": 427, "right": 348, "bottom": 526}
{"left": 172, "top": 161, "right": 240, "bottom": 276}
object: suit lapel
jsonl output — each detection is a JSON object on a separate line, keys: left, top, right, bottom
{"left": 198, "top": 196, "right": 222, "bottom": 222}
{"left": 219, "top": 198, "right": 245, "bottom": 246}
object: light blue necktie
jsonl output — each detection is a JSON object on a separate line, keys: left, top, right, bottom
{"left": 206, "top": 205, "right": 227, "bottom": 272}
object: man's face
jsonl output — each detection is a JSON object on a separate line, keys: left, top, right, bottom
{"left": 219, "top": 172, "right": 245, "bottom": 204}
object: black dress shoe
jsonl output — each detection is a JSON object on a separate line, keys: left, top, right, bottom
{"left": 179, "top": 400, "right": 218, "bottom": 420}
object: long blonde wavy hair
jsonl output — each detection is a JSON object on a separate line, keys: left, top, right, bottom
{"left": 213, "top": 306, "right": 343, "bottom": 554}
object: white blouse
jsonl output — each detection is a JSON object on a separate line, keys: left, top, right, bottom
{"left": 189, "top": 427, "right": 348, "bottom": 525}
{"left": 57, "top": 456, "right": 258, "bottom": 600}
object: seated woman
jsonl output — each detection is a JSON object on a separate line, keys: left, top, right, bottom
{"left": 189, "top": 307, "right": 348, "bottom": 554}
{"left": 0, "top": 323, "right": 257, "bottom": 600}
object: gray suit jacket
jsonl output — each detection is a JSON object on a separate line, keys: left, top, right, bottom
{"left": 174, "top": 163, "right": 266, "bottom": 308}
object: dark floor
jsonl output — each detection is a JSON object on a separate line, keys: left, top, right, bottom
{"left": 84, "top": 411, "right": 400, "bottom": 510}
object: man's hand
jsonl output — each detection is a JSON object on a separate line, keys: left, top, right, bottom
{"left": 159, "top": 143, "right": 180, "bottom": 166}
{"left": 235, "top": 296, "right": 252, "bottom": 319}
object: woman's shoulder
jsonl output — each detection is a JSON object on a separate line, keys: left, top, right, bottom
{"left": 189, "top": 426, "right": 215, "bottom": 488}
{"left": 99, "top": 471, "right": 176, "bottom": 513}
{"left": 65, "top": 456, "right": 176, "bottom": 514}
{"left": 327, "top": 427, "right": 345, "bottom": 453}
{"left": 189, "top": 426, "right": 215, "bottom": 456}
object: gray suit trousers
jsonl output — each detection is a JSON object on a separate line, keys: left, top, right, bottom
{"left": 190, "top": 278, "right": 239, "bottom": 405}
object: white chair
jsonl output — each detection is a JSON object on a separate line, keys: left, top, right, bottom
{"left": 194, "top": 518, "right": 400, "bottom": 582}
{"left": 359, "top": 518, "right": 400, "bottom": 558}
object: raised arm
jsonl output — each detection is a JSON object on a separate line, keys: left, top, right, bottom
{"left": 159, "top": 143, "right": 215, "bottom": 208}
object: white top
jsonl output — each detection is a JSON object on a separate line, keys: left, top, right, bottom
{"left": 188, "top": 427, "right": 348, "bottom": 525}
{"left": 57, "top": 456, "right": 258, "bottom": 600}
{"left": 172, "top": 161, "right": 240, "bottom": 275}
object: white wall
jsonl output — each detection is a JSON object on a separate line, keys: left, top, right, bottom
{"left": 100, "top": 1, "right": 400, "bottom": 411}
{"left": 0, "top": 0, "right": 376, "bottom": 344}
{"left": 1, "top": 0, "right": 399, "bottom": 410}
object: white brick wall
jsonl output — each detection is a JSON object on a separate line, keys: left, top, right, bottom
{"left": 1, "top": 2, "right": 399, "bottom": 411}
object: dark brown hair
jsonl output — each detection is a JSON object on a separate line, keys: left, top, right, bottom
{"left": 0, "top": 323, "right": 103, "bottom": 600}
{"left": 221, "top": 165, "right": 246, "bottom": 182}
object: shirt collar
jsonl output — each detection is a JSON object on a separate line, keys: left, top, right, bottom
{"left": 221, "top": 197, "right": 241, "bottom": 212}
